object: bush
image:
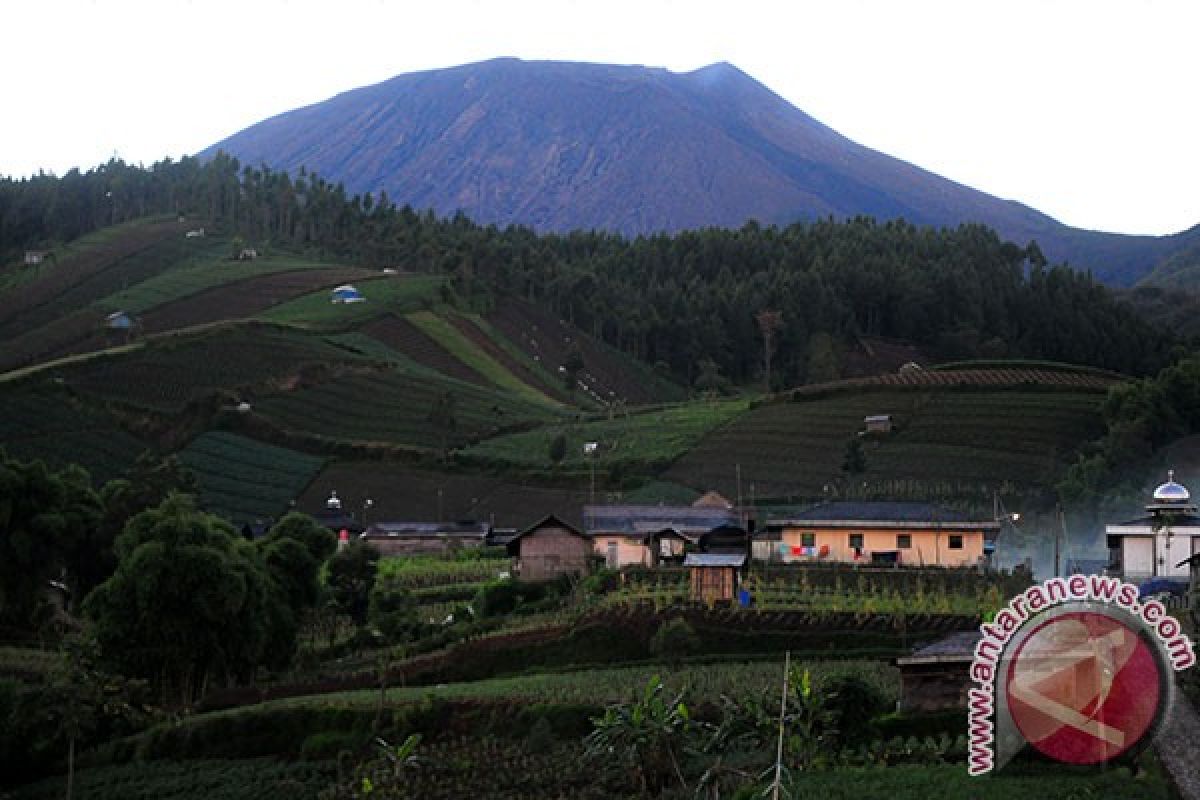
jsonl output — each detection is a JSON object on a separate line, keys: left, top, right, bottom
{"left": 820, "top": 672, "right": 891, "bottom": 747}
{"left": 649, "top": 617, "right": 700, "bottom": 665}
{"left": 581, "top": 569, "right": 620, "bottom": 596}
{"left": 369, "top": 576, "right": 418, "bottom": 643}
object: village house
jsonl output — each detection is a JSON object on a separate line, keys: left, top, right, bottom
{"left": 584, "top": 491, "right": 738, "bottom": 568}
{"left": 23, "top": 250, "right": 51, "bottom": 265}
{"left": 1106, "top": 471, "right": 1200, "bottom": 584}
{"left": 506, "top": 514, "right": 592, "bottom": 581}
{"left": 895, "top": 630, "right": 981, "bottom": 712}
{"left": 767, "top": 501, "right": 999, "bottom": 568}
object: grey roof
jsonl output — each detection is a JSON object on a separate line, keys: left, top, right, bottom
{"left": 896, "top": 631, "right": 981, "bottom": 665}
{"left": 683, "top": 553, "right": 746, "bottom": 568}
{"left": 585, "top": 504, "right": 738, "bottom": 535}
{"left": 771, "top": 501, "right": 995, "bottom": 526}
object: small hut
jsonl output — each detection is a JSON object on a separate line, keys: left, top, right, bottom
{"left": 895, "top": 631, "right": 980, "bottom": 712}
{"left": 684, "top": 553, "right": 745, "bottom": 603}
{"left": 331, "top": 284, "right": 365, "bottom": 304}
{"left": 506, "top": 514, "right": 592, "bottom": 582}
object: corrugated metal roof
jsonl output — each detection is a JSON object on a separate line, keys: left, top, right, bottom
{"left": 585, "top": 504, "right": 738, "bottom": 534}
{"left": 771, "top": 501, "right": 986, "bottom": 525}
{"left": 683, "top": 553, "right": 746, "bottom": 568}
{"left": 896, "top": 631, "right": 981, "bottom": 665}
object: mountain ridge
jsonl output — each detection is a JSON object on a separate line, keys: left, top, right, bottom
{"left": 203, "top": 57, "right": 1194, "bottom": 285}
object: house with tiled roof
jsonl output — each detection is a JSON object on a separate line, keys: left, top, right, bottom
{"left": 767, "top": 501, "right": 999, "bottom": 568}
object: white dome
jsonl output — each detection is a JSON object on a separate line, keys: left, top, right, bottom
{"left": 1153, "top": 471, "right": 1190, "bottom": 503}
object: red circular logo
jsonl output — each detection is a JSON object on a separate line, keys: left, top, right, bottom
{"left": 1005, "top": 610, "right": 1165, "bottom": 764}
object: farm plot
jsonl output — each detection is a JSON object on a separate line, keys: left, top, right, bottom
{"left": 253, "top": 364, "right": 563, "bottom": 451}
{"left": 448, "top": 314, "right": 576, "bottom": 404}
{"left": 62, "top": 324, "right": 362, "bottom": 412}
{"left": 0, "top": 383, "right": 151, "bottom": 483}
{"left": 460, "top": 398, "right": 750, "bottom": 471}
{"left": 360, "top": 314, "right": 488, "bottom": 386}
{"left": 406, "top": 311, "right": 561, "bottom": 407}
{"left": 666, "top": 387, "right": 1106, "bottom": 499}
{"left": 298, "top": 462, "right": 591, "bottom": 529}
{"left": 96, "top": 253, "right": 354, "bottom": 314}
{"left": 178, "top": 431, "right": 326, "bottom": 524}
{"left": 138, "top": 267, "right": 376, "bottom": 333}
{"left": 260, "top": 274, "right": 443, "bottom": 328}
{"left": 487, "top": 297, "right": 686, "bottom": 406}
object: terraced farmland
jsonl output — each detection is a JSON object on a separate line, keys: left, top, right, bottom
{"left": 253, "top": 364, "right": 565, "bottom": 451}
{"left": 95, "top": 253, "right": 355, "bottom": 314}
{"left": 486, "top": 298, "right": 686, "bottom": 406}
{"left": 360, "top": 314, "right": 488, "bottom": 386}
{"left": 299, "top": 461, "right": 591, "bottom": 529}
{"left": 260, "top": 274, "right": 444, "bottom": 328}
{"left": 460, "top": 398, "right": 750, "bottom": 471}
{"left": 406, "top": 310, "right": 562, "bottom": 407}
{"left": 448, "top": 313, "right": 575, "bottom": 404}
{"left": 178, "top": 431, "right": 326, "bottom": 524}
{"left": 0, "top": 219, "right": 217, "bottom": 369}
{"left": 63, "top": 324, "right": 362, "bottom": 412}
{"left": 0, "top": 383, "right": 151, "bottom": 484}
{"left": 139, "top": 267, "right": 376, "bottom": 333}
{"left": 666, "top": 387, "right": 1108, "bottom": 500}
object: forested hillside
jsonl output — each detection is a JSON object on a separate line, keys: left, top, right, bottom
{"left": 0, "top": 156, "right": 1176, "bottom": 390}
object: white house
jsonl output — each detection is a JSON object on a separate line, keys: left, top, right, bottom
{"left": 1106, "top": 471, "right": 1200, "bottom": 583}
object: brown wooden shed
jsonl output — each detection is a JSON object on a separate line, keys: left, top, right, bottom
{"left": 683, "top": 552, "right": 745, "bottom": 603}
{"left": 506, "top": 514, "right": 592, "bottom": 582}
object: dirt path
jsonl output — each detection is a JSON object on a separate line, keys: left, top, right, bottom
{"left": 1158, "top": 688, "right": 1200, "bottom": 799}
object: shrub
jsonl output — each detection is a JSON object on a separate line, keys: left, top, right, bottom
{"left": 369, "top": 576, "right": 418, "bottom": 643}
{"left": 649, "top": 617, "right": 700, "bottom": 665}
{"left": 820, "top": 672, "right": 891, "bottom": 748}
{"left": 581, "top": 568, "right": 620, "bottom": 596}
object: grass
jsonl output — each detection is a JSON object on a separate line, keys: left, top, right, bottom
{"left": 407, "top": 310, "right": 562, "bottom": 407}
{"left": 95, "top": 251, "right": 347, "bottom": 314}
{"left": 459, "top": 397, "right": 751, "bottom": 470}
{"left": 260, "top": 274, "right": 444, "bottom": 328}
{"left": 178, "top": 432, "right": 326, "bottom": 524}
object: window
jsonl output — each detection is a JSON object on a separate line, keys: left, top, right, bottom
{"left": 848, "top": 533, "right": 864, "bottom": 550}
{"left": 948, "top": 534, "right": 964, "bottom": 550}
{"left": 897, "top": 534, "right": 912, "bottom": 549}
{"left": 801, "top": 532, "right": 816, "bottom": 547}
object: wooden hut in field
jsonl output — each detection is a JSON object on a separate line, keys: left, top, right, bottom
{"left": 506, "top": 514, "right": 592, "bottom": 582}
{"left": 684, "top": 553, "right": 745, "bottom": 603}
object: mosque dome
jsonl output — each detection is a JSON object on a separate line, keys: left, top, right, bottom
{"left": 1152, "top": 471, "right": 1190, "bottom": 503}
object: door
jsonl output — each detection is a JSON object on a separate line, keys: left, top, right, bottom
{"left": 1157, "top": 532, "right": 1189, "bottom": 578}
{"left": 1124, "top": 537, "right": 1153, "bottom": 580}
{"left": 606, "top": 541, "right": 619, "bottom": 569}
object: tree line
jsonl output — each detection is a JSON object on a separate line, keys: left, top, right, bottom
{"left": 1, "top": 155, "right": 1179, "bottom": 387}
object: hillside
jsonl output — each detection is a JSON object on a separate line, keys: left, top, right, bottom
{"left": 204, "top": 58, "right": 1194, "bottom": 286}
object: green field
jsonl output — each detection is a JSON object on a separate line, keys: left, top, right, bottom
{"left": 0, "top": 383, "right": 151, "bottom": 484}
{"left": 61, "top": 324, "right": 364, "bottom": 412}
{"left": 260, "top": 274, "right": 444, "bottom": 328}
{"left": 460, "top": 398, "right": 750, "bottom": 470}
{"left": 407, "top": 310, "right": 562, "bottom": 406}
{"left": 95, "top": 252, "right": 345, "bottom": 313}
{"left": 178, "top": 431, "right": 326, "bottom": 524}
{"left": 667, "top": 388, "right": 1107, "bottom": 500}
{"left": 254, "top": 364, "right": 565, "bottom": 451}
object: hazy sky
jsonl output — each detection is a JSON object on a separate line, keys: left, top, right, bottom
{"left": 3, "top": 0, "right": 1197, "bottom": 236}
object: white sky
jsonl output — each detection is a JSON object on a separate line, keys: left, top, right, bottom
{"left": 2, "top": 0, "right": 1197, "bottom": 236}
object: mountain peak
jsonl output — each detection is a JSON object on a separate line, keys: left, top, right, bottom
{"left": 203, "top": 58, "right": 1167, "bottom": 284}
